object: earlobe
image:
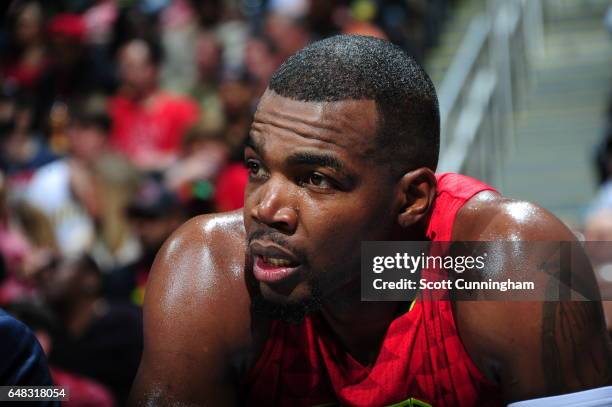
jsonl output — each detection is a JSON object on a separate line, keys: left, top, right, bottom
{"left": 396, "top": 168, "right": 437, "bottom": 228}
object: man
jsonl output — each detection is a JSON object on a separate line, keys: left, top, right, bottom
{"left": 5, "top": 301, "right": 115, "bottom": 407}
{"left": 39, "top": 255, "right": 142, "bottom": 405}
{"left": 109, "top": 39, "right": 198, "bottom": 171}
{"left": 0, "top": 90, "right": 57, "bottom": 194}
{"left": 25, "top": 99, "right": 109, "bottom": 257}
{"left": 130, "top": 36, "right": 612, "bottom": 406}
{"left": 105, "top": 178, "right": 185, "bottom": 305}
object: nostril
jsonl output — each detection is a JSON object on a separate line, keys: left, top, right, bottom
{"left": 253, "top": 204, "right": 297, "bottom": 234}
{"left": 249, "top": 180, "right": 297, "bottom": 231}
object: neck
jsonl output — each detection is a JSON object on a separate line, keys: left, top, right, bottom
{"left": 124, "top": 85, "right": 157, "bottom": 103}
{"left": 316, "top": 225, "right": 427, "bottom": 364}
{"left": 319, "top": 278, "right": 409, "bottom": 366}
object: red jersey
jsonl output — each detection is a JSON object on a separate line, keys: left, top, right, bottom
{"left": 243, "top": 173, "right": 502, "bottom": 407}
{"left": 109, "top": 92, "right": 198, "bottom": 161}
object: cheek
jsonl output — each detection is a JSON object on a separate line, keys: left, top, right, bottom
{"left": 242, "top": 189, "right": 256, "bottom": 228}
{"left": 302, "top": 195, "right": 395, "bottom": 264}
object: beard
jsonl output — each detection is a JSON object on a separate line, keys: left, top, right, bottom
{"left": 249, "top": 279, "right": 323, "bottom": 324}
{"left": 245, "top": 228, "right": 324, "bottom": 324}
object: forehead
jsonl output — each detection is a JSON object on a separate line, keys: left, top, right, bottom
{"left": 252, "top": 91, "right": 378, "bottom": 157}
{"left": 120, "top": 41, "right": 150, "bottom": 64}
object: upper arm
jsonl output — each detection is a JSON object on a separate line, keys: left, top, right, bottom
{"left": 454, "top": 196, "right": 612, "bottom": 403}
{"left": 129, "top": 215, "right": 249, "bottom": 407}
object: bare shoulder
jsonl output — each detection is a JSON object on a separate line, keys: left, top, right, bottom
{"left": 144, "top": 209, "right": 252, "bottom": 350}
{"left": 130, "top": 211, "right": 252, "bottom": 406}
{"left": 452, "top": 191, "right": 612, "bottom": 402}
{"left": 147, "top": 210, "right": 247, "bottom": 303}
{"left": 453, "top": 190, "right": 576, "bottom": 242}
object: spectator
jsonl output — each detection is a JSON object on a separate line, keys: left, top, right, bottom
{"left": 190, "top": 30, "right": 225, "bottom": 133}
{"left": 89, "top": 153, "right": 142, "bottom": 274}
{"left": 0, "top": 90, "right": 57, "bottom": 193}
{"left": 243, "top": 36, "right": 280, "bottom": 97}
{"left": 105, "top": 178, "right": 184, "bottom": 305}
{"left": 109, "top": 38, "right": 199, "bottom": 171}
{"left": 38, "top": 255, "right": 142, "bottom": 406}
{"left": 218, "top": 72, "right": 254, "bottom": 150}
{"left": 34, "top": 13, "right": 116, "bottom": 138}
{"left": 0, "top": 170, "right": 57, "bottom": 305}
{"left": 5, "top": 301, "right": 115, "bottom": 407}
{"left": 24, "top": 98, "right": 111, "bottom": 258}
{"left": 264, "top": 8, "right": 310, "bottom": 62}
{"left": 159, "top": 0, "right": 198, "bottom": 94}
{"left": 1, "top": 0, "right": 48, "bottom": 92}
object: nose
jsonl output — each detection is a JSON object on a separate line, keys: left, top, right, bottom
{"left": 250, "top": 177, "right": 298, "bottom": 234}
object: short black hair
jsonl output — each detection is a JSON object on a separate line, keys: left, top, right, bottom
{"left": 268, "top": 35, "right": 440, "bottom": 175}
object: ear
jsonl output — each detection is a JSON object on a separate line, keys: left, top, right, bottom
{"left": 396, "top": 168, "right": 437, "bottom": 228}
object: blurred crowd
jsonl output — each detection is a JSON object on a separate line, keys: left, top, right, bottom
{"left": 0, "top": 0, "right": 456, "bottom": 405}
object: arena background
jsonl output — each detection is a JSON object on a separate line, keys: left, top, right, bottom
{"left": 0, "top": 0, "right": 610, "bottom": 405}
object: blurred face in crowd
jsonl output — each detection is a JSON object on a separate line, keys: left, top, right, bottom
{"left": 264, "top": 14, "right": 310, "bottom": 58}
{"left": 0, "top": 99, "right": 17, "bottom": 138}
{"left": 68, "top": 122, "right": 107, "bottom": 163}
{"left": 0, "top": 98, "right": 31, "bottom": 140}
{"left": 118, "top": 40, "right": 158, "bottom": 97}
{"left": 39, "top": 259, "right": 99, "bottom": 307}
{"left": 243, "top": 91, "right": 399, "bottom": 315}
{"left": 13, "top": 2, "right": 43, "bottom": 46}
{"left": 195, "top": 32, "right": 221, "bottom": 80}
{"left": 244, "top": 38, "right": 278, "bottom": 85}
{"left": 130, "top": 213, "right": 182, "bottom": 258}
{"left": 219, "top": 79, "right": 253, "bottom": 118}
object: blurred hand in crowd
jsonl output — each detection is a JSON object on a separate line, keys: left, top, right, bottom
{"left": 165, "top": 140, "right": 227, "bottom": 191}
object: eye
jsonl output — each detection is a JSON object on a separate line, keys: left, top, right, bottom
{"left": 245, "top": 159, "right": 268, "bottom": 180}
{"left": 303, "top": 172, "right": 334, "bottom": 190}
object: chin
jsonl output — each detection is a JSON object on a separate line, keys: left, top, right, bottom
{"left": 259, "top": 280, "right": 311, "bottom": 303}
{"left": 252, "top": 281, "right": 323, "bottom": 324}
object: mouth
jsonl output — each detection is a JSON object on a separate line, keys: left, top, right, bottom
{"left": 250, "top": 242, "right": 302, "bottom": 284}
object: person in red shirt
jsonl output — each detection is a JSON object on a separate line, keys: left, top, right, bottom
{"left": 2, "top": 1, "right": 48, "bottom": 91}
{"left": 109, "top": 38, "right": 198, "bottom": 171}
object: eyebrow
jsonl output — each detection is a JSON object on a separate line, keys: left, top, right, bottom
{"left": 245, "top": 134, "right": 263, "bottom": 154}
{"left": 245, "top": 135, "right": 345, "bottom": 172}
{"left": 286, "top": 152, "right": 346, "bottom": 172}
{"left": 245, "top": 133, "right": 356, "bottom": 178}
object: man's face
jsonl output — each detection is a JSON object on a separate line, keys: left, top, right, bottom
{"left": 243, "top": 91, "right": 401, "bottom": 317}
{"left": 38, "top": 260, "right": 96, "bottom": 307}
{"left": 118, "top": 41, "right": 157, "bottom": 95}
{"left": 132, "top": 214, "right": 181, "bottom": 258}
{"left": 68, "top": 124, "right": 106, "bottom": 162}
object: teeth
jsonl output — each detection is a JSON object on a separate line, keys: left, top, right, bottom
{"left": 264, "top": 257, "right": 293, "bottom": 267}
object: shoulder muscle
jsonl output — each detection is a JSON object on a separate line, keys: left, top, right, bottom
{"left": 129, "top": 211, "right": 251, "bottom": 406}
{"left": 453, "top": 193, "right": 612, "bottom": 403}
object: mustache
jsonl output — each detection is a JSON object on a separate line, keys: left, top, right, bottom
{"left": 247, "top": 228, "right": 307, "bottom": 264}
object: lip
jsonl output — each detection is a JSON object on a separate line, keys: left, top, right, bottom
{"left": 250, "top": 241, "right": 302, "bottom": 284}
